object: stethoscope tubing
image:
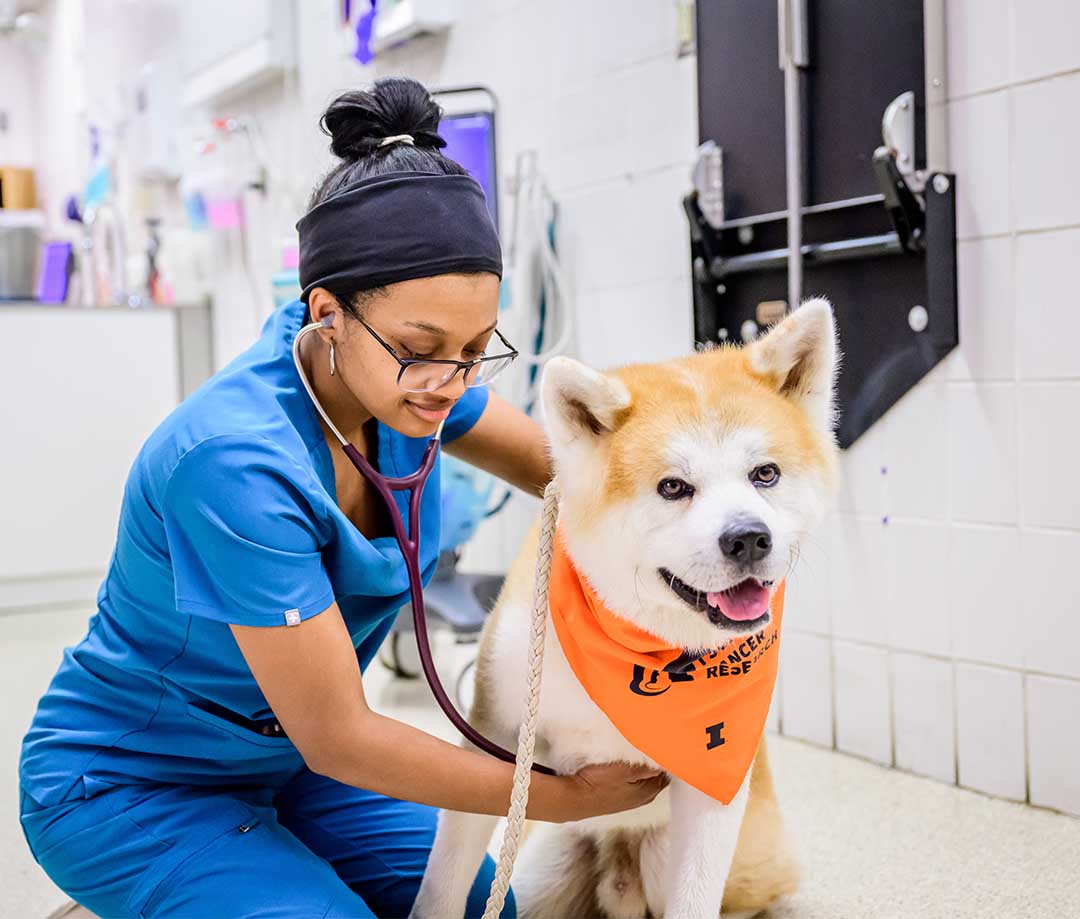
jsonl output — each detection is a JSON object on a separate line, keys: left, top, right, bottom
{"left": 293, "top": 319, "right": 556, "bottom": 776}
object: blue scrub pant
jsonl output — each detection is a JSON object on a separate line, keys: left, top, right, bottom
{"left": 19, "top": 766, "right": 515, "bottom": 919}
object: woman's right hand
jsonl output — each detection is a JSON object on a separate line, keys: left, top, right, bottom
{"left": 538, "top": 761, "right": 670, "bottom": 823}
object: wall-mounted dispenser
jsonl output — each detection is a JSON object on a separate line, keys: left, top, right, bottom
{"left": 684, "top": 1, "right": 956, "bottom": 448}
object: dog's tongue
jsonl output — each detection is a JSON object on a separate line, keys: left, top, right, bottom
{"left": 707, "top": 579, "right": 770, "bottom": 621}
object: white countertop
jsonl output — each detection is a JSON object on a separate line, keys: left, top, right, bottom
{"left": 0, "top": 300, "right": 209, "bottom": 312}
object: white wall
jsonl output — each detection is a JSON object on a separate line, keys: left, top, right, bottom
{"left": 28, "top": 0, "right": 87, "bottom": 234}
{"left": 0, "top": 40, "right": 38, "bottom": 167}
{"left": 779, "top": 0, "right": 1080, "bottom": 818}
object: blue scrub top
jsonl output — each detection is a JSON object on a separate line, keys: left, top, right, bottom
{"left": 19, "top": 298, "right": 490, "bottom": 808}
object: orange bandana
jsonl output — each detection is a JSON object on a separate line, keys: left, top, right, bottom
{"left": 547, "top": 524, "right": 785, "bottom": 804}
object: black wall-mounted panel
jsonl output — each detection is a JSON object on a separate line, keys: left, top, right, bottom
{"left": 807, "top": 0, "right": 925, "bottom": 204}
{"left": 687, "top": 184, "right": 956, "bottom": 448}
{"left": 690, "top": 0, "right": 957, "bottom": 448}
{"left": 696, "top": 1, "right": 786, "bottom": 218}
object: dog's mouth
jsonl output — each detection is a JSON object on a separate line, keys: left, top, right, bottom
{"left": 658, "top": 568, "right": 773, "bottom": 630}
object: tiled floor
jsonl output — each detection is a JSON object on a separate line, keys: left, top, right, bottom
{"left": 7, "top": 608, "right": 1080, "bottom": 918}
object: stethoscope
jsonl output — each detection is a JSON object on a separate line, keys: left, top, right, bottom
{"left": 293, "top": 316, "right": 556, "bottom": 776}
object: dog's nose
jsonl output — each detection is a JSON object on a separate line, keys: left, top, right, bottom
{"left": 719, "top": 522, "right": 772, "bottom": 564}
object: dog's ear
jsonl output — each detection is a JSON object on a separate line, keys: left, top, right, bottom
{"left": 747, "top": 297, "right": 840, "bottom": 434}
{"left": 540, "top": 356, "right": 631, "bottom": 468}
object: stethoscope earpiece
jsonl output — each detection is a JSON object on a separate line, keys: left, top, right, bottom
{"left": 320, "top": 313, "right": 335, "bottom": 328}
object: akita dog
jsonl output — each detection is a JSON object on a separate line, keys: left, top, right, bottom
{"left": 412, "top": 298, "right": 840, "bottom": 919}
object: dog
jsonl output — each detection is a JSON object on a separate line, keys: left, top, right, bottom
{"left": 411, "top": 298, "right": 840, "bottom": 919}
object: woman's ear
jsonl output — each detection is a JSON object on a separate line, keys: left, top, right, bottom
{"left": 540, "top": 356, "right": 631, "bottom": 473}
{"left": 307, "top": 288, "right": 340, "bottom": 340}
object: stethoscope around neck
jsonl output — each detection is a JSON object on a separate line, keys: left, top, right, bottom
{"left": 293, "top": 317, "right": 556, "bottom": 776}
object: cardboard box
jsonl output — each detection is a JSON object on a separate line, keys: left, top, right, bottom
{"left": 0, "top": 166, "right": 37, "bottom": 209}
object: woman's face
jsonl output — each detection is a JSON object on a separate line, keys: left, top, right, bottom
{"left": 320, "top": 273, "right": 501, "bottom": 438}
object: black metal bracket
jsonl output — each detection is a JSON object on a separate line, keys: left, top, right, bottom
{"left": 685, "top": 175, "right": 956, "bottom": 448}
{"left": 873, "top": 146, "right": 926, "bottom": 255}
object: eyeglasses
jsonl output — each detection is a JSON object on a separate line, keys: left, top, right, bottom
{"left": 358, "top": 317, "right": 519, "bottom": 394}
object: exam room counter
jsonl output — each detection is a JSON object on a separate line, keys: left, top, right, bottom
{"left": 0, "top": 300, "right": 213, "bottom": 613}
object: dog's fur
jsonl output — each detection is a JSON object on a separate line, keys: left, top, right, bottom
{"left": 411, "top": 299, "right": 840, "bottom": 918}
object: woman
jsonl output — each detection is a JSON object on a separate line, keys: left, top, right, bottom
{"left": 18, "top": 77, "right": 666, "bottom": 919}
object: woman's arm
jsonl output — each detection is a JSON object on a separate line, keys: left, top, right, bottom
{"left": 230, "top": 600, "right": 666, "bottom": 821}
{"left": 443, "top": 390, "right": 554, "bottom": 497}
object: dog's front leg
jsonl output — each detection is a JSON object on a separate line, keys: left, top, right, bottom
{"left": 410, "top": 807, "right": 500, "bottom": 919}
{"left": 663, "top": 775, "right": 750, "bottom": 919}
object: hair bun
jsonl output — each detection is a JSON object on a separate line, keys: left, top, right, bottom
{"left": 320, "top": 77, "right": 447, "bottom": 161}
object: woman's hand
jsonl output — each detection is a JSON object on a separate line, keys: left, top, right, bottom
{"left": 231, "top": 601, "right": 668, "bottom": 821}
{"left": 529, "top": 761, "right": 670, "bottom": 823}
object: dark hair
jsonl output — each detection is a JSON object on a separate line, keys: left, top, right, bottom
{"left": 308, "top": 77, "right": 472, "bottom": 319}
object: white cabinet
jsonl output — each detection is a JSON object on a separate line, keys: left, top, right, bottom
{"left": 0, "top": 304, "right": 211, "bottom": 610}
{"left": 179, "top": 0, "right": 295, "bottom": 109}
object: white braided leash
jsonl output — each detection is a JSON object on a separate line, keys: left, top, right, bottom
{"left": 482, "top": 477, "right": 561, "bottom": 919}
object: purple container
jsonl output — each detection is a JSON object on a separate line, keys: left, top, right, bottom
{"left": 36, "top": 241, "right": 73, "bottom": 303}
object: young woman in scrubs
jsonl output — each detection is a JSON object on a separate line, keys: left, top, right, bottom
{"left": 17, "top": 77, "right": 666, "bottom": 919}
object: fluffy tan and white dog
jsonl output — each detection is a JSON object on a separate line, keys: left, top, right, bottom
{"left": 411, "top": 298, "right": 840, "bottom": 919}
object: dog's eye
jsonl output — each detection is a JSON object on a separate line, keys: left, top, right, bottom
{"left": 750, "top": 464, "right": 781, "bottom": 487}
{"left": 658, "top": 478, "right": 694, "bottom": 500}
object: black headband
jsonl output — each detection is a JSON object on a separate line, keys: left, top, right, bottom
{"left": 296, "top": 170, "right": 502, "bottom": 304}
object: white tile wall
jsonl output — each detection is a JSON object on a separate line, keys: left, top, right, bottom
{"left": 548, "top": 71, "right": 634, "bottom": 193}
{"left": 1025, "top": 675, "right": 1080, "bottom": 816}
{"left": 948, "top": 384, "right": 1018, "bottom": 525}
{"left": 892, "top": 653, "right": 956, "bottom": 784}
{"left": 886, "top": 521, "right": 951, "bottom": 656}
{"left": 1020, "top": 529, "right": 1080, "bottom": 679}
{"left": 947, "top": 237, "right": 1015, "bottom": 382}
{"left": 1012, "top": 73, "right": 1080, "bottom": 231}
{"left": 784, "top": 511, "right": 834, "bottom": 636}
{"left": 948, "top": 525, "right": 1022, "bottom": 668}
{"left": 625, "top": 55, "right": 699, "bottom": 175}
{"left": 778, "top": 632, "right": 834, "bottom": 747}
{"left": 1016, "top": 229, "right": 1080, "bottom": 381}
{"left": 827, "top": 2, "right": 1080, "bottom": 811}
{"left": 829, "top": 516, "right": 891, "bottom": 645}
{"left": 955, "top": 664, "right": 1027, "bottom": 801}
{"left": 948, "top": 92, "right": 1011, "bottom": 239}
{"left": 584, "top": 0, "right": 678, "bottom": 77}
{"left": 946, "top": 0, "right": 1012, "bottom": 98}
{"left": 1012, "top": 0, "right": 1080, "bottom": 84}
{"left": 836, "top": 424, "right": 889, "bottom": 517}
{"left": 833, "top": 641, "right": 892, "bottom": 766}
{"left": 882, "top": 382, "right": 949, "bottom": 520}
{"left": 1019, "top": 384, "right": 1080, "bottom": 530}
{"left": 578, "top": 277, "right": 693, "bottom": 370}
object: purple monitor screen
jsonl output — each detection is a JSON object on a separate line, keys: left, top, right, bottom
{"left": 440, "top": 112, "right": 498, "bottom": 230}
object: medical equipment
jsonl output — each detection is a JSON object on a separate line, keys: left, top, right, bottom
{"left": 36, "top": 241, "right": 73, "bottom": 303}
{"left": 291, "top": 315, "right": 557, "bottom": 779}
